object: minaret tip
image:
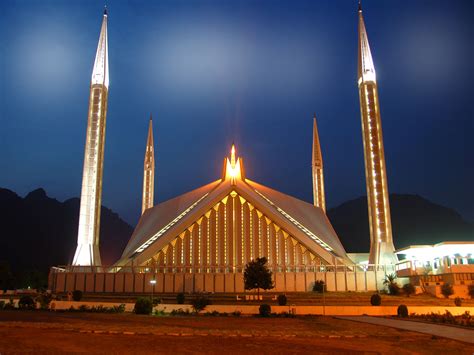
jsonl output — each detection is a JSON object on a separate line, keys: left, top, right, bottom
{"left": 104, "top": 5, "right": 108, "bottom": 16}
{"left": 149, "top": 113, "right": 153, "bottom": 121}
{"left": 358, "top": 0, "right": 362, "bottom": 12}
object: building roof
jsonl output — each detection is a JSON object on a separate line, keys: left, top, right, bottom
{"left": 116, "top": 148, "right": 352, "bottom": 266}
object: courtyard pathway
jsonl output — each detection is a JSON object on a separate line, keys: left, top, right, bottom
{"left": 338, "top": 316, "right": 474, "bottom": 344}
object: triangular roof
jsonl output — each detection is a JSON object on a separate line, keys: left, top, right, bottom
{"left": 116, "top": 175, "right": 351, "bottom": 266}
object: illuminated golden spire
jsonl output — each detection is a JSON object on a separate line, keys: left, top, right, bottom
{"left": 230, "top": 143, "right": 236, "bottom": 168}
{"left": 142, "top": 115, "right": 155, "bottom": 214}
{"left": 73, "top": 9, "right": 110, "bottom": 266}
{"left": 224, "top": 144, "right": 242, "bottom": 184}
{"left": 312, "top": 114, "right": 326, "bottom": 212}
{"left": 357, "top": 5, "right": 396, "bottom": 265}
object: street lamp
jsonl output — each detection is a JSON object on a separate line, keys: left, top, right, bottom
{"left": 150, "top": 279, "right": 157, "bottom": 307}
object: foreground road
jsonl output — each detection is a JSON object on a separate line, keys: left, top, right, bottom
{"left": 0, "top": 312, "right": 472, "bottom": 354}
{"left": 338, "top": 316, "right": 474, "bottom": 344}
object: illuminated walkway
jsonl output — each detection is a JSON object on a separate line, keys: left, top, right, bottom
{"left": 338, "top": 316, "right": 474, "bottom": 344}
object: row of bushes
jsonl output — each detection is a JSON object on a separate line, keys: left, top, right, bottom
{"left": 67, "top": 304, "right": 126, "bottom": 313}
{"left": 388, "top": 304, "right": 473, "bottom": 326}
{"left": 0, "top": 294, "right": 52, "bottom": 310}
{"left": 0, "top": 295, "right": 126, "bottom": 313}
{"left": 409, "top": 310, "right": 473, "bottom": 327}
{"left": 370, "top": 292, "right": 466, "bottom": 307}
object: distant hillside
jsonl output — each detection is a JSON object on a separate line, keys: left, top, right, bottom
{"left": 327, "top": 194, "right": 473, "bottom": 253}
{"left": 0, "top": 188, "right": 133, "bottom": 278}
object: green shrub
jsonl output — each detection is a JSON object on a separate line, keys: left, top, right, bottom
{"left": 454, "top": 297, "right": 462, "bottom": 307}
{"left": 389, "top": 283, "right": 400, "bottom": 296}
{"left": 18, "top": 295, "right": 36, "bottom": 310}
{"left": 152, "top": 297, "right": 161, "bottom": 306}
{"left": 383, "top": 274, "right": 400, "bottom": 295}
{"left": 277, "top": 294, "right": 287, "bottom": 306}
{"left": 78, "top": 304, "right": 89, "bottom": 312}
{"left": 468, "top": 285, "right": 474, "bottom": 298}
{"left": 402, "top": 283, "right": 415, "bottom": 297}
{"left": 191, "top": 294, "right": 211, "bottom": 313}
{"left": 170, "top": 308, "right": 190, "bottom": 316}
{"left": 72, "top": 290, "right": 83, "bottom": 302}
{"left": 112, "top": 304, "right": 126, "bottom": 313}
{"left": 397, "top": 304, "right": 408, "bottom": 317}
{"left": 153, "top": 309, "right": 167, "bottom": 316}
{"left": 441, "top": 283, "right": 454, "bottom": 298}
{"left": 176, "top": 293, "right": 185, "bottom": 304}
{"left": 204, "top": 310, "right": 220, "bottom": 317}
{"left": 312, "top": 280, "right": 325, "bottom": 293}
{"left": 5, "top": 298, "right": 15, "bottom": 310}
{"left": 232, "top": 311, "right": 241, "bottom": 317}
{"left": 259, "top": 304, "right": 271, "bottom": 317}
{"left": 134, "top": 297, "right": 153, "bottom": 315}
{"left": 36, "top": 293, "right": 52, "bottom": 310}
{"left": 370, "top": 293, "right": 381, "bottom": 306}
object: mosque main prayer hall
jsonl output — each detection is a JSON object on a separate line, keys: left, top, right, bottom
{"left": 49, "top": 5, "right": 473, "bottom": 295}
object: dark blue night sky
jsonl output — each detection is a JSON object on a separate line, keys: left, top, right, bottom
{"left": 1, "top": 0, "right": 473, "bottom": 226}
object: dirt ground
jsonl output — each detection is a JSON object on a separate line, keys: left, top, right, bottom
{"left": 0, "top": 311, "right": 472, "bottom": 354}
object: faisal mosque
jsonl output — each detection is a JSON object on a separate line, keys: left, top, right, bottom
{"left": 49, "top": 5, "right": 473, "bottom": 295}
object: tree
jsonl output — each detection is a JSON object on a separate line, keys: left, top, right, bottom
{"left": 402, "top": 283, "right": 415, "bottom": 297}
{"left": 383, "top": 273, "right": 400, "bottom": 295}
{"left": 244, "top": 257, "right": 274, "bottom": 297}
{"left": 441, "top": 283, "right": 454, "bottom": 298}
{"left": 134, "top": 297, "right": 152, "bottom": 315}
{"left": 191, "top": 294, "right": 211, "bottom": 313}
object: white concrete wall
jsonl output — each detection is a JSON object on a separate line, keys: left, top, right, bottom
{"left": 51, "top": 271, "right": 391, "bottom": 294}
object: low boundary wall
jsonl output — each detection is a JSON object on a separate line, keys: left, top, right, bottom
{"left": 50, "top": 270, "right": 385, "bottom": 294}
{"left": 47, "top": 301, "right": 474, "bottom": 316}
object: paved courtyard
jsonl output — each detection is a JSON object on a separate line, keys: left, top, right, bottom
{"left": 1, "top": 312, "right": 473, "bottom": 354}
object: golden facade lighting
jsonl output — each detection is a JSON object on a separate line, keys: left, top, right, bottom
{"left": 357, "top": 5, "right": 396, "bottom": 265}
{"left": 73, "top": 9, "right": 109, "bottom": 266}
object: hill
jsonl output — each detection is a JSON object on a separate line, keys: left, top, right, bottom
{"left": 327, "top": 194, "right": 473, "bottom": 253}
{"left": 0, "top": 188, "right": 133, "bottom": 287}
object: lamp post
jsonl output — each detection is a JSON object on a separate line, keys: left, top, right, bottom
{"left": 150, "top": 279, "right": 157, "bottom": 307}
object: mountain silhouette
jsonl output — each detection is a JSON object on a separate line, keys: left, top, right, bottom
{"left": 0, "top": 188, "right": 133, "bottom": 284}
{"left": 327, "top": 194, "right": 473, "bottom": 253}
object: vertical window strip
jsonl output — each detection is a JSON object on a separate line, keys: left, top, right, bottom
{"left": 224, "top": 205, "right": 227, "bottom": 266}
{"left": 267, "top": 224, "right": 271, "bottom": 265}
{"left": 215, "top": 208, "right": 219, "bottom": 267}
{"left": 241, "top": 204, "right": 244, "bottom": 266}
{"left": 189, "top": 230, "right": 193, "bottom": 272}
{"left": 207, "top": 216, "right": 210, "bottom": 271}
{"left": 250, "top": 211, "right": 253, "bottom": 260}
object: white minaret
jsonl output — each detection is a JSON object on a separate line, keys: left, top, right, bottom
{"left": 312, "top": 114, "right": 326, "bottom": 212}
{"left": 357, "top": 4, "right": 396, "bottom": 265}
{"left": 73, "top": 8, "right": 109, "bottom": 266}
{"left": 142, "top": 115, "right": 155, "bottom": 214}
